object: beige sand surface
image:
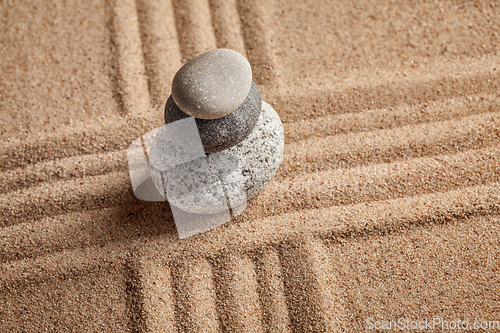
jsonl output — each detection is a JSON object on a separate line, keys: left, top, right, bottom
{"left": 1, "top": 0, "right": 499, "bottom": 332}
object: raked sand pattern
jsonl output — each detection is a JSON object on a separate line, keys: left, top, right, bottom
{"left": 1, "top": 0, "right": 500, "bottom": 331}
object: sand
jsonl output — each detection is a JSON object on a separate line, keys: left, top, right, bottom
{"left": 1, "top": 0, "right": 500, "bottom": 331}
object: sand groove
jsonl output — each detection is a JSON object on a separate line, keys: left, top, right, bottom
{"left": 209, "top": 0, "right": 247, "bottom": 56}
{"left": 275, "top": 69, "right": 500, "bottom": 124}
{"left": 110, "top": 0, "right": 151, "bottom": 118}
{"left": 4, "top": 90, "right": 494, "bottom": 194}
{"left": 284, "top": 92, "right": 500, "bottom": 143}
{"left": 138, "top": 255, "right": 177, "bottom": 332}
{"left": 0, "top": 150, "right": 126, "bottom": 194}
{"left": 0, "top": 171, "right": 131, "bottom": 228}
{"left": 252, "top": 145, "right": 500, "bottom": 218}
{"left": 3, "top": 182, "right": 498, "bottom": 274}
{"left": 136, "top": 0, "right": 182, "bottom": 109}
{"left": 280, "top": 111, "right": 500, "bottom": 177}
{"left": 0, "top": 202, "right": 174, "bottom": 264}
{"left": 125, "top": 253, "right": 149, "bottom": 332}
{"left": 236, "top": 0, "right": 282, "bottom": 87}
{"left": 211, "top": 253, "right": 263, "bottom": 332}
{"left": 254, "top": 248, "right": 291, "bottom": 332}
{"left": 172, "top": 0, "right": 218, "bottom": 62}
{"left": 2, "top": 70, "right": 497, "bottom": 172}
{"left": 171, "top": 258, "right": 220, "bottom": 332}
{"left": 3, "top": 127, "right": 497, "bottom": 230}
{"left": 2, "top": 142, "right": 499, "bottom": 262}
{"left": 1, "top": 183, "right": 499, "bottom": 331}
{"left": 305, "top": 240, "right": 347, "bottom": 333}
{"left": 0, "top": 117, "right": 155, "bottom": 172}
{"left": 138, "top": 183, "right": 500, "bottom": 262}
{"left": 2, "top": 137, "right": 495, "bottom": 263}
{"left": 0, "top": 240, "right": 128, "bottom": 288}
{"left": 279, "top": 235, "right": 337, "bottom": 332}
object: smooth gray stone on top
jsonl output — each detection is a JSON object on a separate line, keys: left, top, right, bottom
{"left": 165, "top": 81, "right": 262, "bottom": 153}
{"left": 207, "top": 101, "right": 284, "bottom": 200}
{"left": 171, "top": 49, "right": 252, "bottom": 120}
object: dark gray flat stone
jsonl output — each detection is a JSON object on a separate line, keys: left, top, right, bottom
{"left": 165, "top": 81, "right": 262, "bottom": 153}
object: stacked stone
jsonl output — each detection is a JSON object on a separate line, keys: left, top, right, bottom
{"left": 159, "top": 49, "right": 284, "bottom": 205}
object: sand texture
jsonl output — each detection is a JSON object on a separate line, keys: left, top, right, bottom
{"left": 1, "top": 0, "right": 500, "bottom": 331}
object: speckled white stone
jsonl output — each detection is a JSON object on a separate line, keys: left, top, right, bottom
{"left": 208, "top": 101, "right": 284, "bottom": 200}
{"left": 147, "top": 117, "right": 246, "bottom": 216}
{"left": 147, "top": 101, "right": 284, "bottom": 216}
{"left": 171, "top": 49, "right": 252, "bottom": 120}
{"left": 149, "top": 152, "right": 247, "bottom": 216}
